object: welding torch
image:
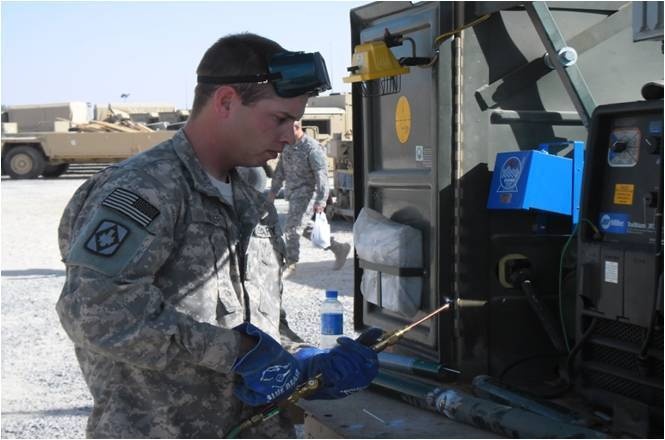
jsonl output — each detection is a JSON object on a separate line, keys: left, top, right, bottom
{"left": 225, "top": 302, "right": 451, "bottom": 438}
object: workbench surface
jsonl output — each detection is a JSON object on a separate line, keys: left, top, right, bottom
{"left": 298, "top": 389, "right": 501, "bottom": 438}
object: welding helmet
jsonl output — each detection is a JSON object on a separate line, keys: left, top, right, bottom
{"left": 197, "top": 51, "right": 331, "bottom": 98}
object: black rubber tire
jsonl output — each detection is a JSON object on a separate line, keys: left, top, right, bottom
{"left": 2, "top": 145, "right": 46, "bottom": 179}
{"left": 42, "top": 163, "right": 70, "bottom": 178}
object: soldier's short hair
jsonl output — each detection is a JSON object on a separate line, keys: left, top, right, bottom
{"left": 191, "top": 33, "right": 284, "bottom": 117}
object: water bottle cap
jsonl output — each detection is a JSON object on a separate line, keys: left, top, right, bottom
{"left": 325, "top": 290, "right": 338, "bottom": 299}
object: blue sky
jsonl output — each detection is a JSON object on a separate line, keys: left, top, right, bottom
{"left": 1, "top": 1, "right": 367, "bottom": 108}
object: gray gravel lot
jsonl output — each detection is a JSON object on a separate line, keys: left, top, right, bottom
{"left": 1, "top": 176, "right": 355, "bottom": 438}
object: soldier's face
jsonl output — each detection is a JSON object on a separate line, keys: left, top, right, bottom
{"left": 229, "top": 94, "right": 308, "bottom": 166}
{"left": 293, "top": 122, "right": 304, "bottom": 140}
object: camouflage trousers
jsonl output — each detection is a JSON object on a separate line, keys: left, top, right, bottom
{"left": 284, "top": 194, "right": 315, "bottom": 264}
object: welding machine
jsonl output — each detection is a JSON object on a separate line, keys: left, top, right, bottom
{"left": 575, "top": 99, "right": 663, "bottom": 437}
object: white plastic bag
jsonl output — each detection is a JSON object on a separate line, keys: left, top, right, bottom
{"left": 311, "top": 212, "right": 331, "bottom": 249}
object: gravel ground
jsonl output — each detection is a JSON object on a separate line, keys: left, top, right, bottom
{"left": 1, "top": 176, "right": 355, "bottom": 438}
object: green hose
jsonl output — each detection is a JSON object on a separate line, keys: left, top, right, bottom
{"left": 558, "top": 218, "right": 599, "bottom": 353}
{"left": 225, "top": 406, "right": 281, "bottom": 439}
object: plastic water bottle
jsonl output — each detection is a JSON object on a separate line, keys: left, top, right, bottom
{"left": 320, "top": 290, "right": 343, "bottom": 348}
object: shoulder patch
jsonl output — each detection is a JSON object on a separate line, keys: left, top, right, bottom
{"left": 102, "top": 188, "right": 160, "bottom": 227}
{"left": 85, "top": 220, "right": 130, "bottom": 256}
{"left": 66, "top": 206, "right": 154, "bottom": 277}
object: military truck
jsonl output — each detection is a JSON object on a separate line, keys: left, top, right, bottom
{"left": 1, "top": 102, "right": 182, "bottom": 179}
{"left": 301, "top": 92, "right": 353, "bottom": 144}
{"left": 1, "top": 99, "right": 349, "bottom": 180}
{"left": 1, "top": 130, "right": 176, "bottom": 179}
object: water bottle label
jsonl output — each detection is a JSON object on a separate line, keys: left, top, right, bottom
{"left": 321, "top": 313, "right": 343, "bottom": 335}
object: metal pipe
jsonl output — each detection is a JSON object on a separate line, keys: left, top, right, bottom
{"left": 378, "top": 352, "right": 460, "bottom": 380}
{"left": 471, "top": 375, "right": 586, "bottom": 425}
{"left": 371, "top": 370, "right": 607, "bottom": 438}
{"left": 372, "top": 369, "right": 434, "bottom": 400}
{"left": 372, "top": 303, "right": 450, "bottom": 352}
{"left": 429, "top": 388, "right": 607, "bottom": 438}
{"left": 451, "top": 5, "right": 464, "bottom": 365}
{"left": 490, "top": 110, "right": 583, "bottom": 125}
{"left": 524, "top": 2, "right": 597, "bottom": 128}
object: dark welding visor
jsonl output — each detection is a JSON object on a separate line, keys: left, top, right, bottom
{"left": 197, "top": 51, "right": 331, "bottom": 98}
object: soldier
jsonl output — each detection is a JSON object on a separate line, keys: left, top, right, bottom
{"left": 56, "top": 33, "right": 378, "bottom": 438}
{"left": 237, "top": 165, "right": 268, "bottom": 192}
{"left": 268, "top": 120, "right": 351, "bottom": 271}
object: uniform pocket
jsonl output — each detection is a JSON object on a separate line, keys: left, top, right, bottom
{"left": 209, "top": 230, "right": 242, "bottom": 318}
{"left": 246, "top": 225, "right": 286, "bottom": 276}
{"left": 244, "top": 225, "right": 285, "bottom": 321}
{"left": 175, "top": 203, "right": 242, "bottom": 323}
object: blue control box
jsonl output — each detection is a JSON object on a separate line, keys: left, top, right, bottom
{"left": 487, "top": 142, "right": 584, "bottom": 224}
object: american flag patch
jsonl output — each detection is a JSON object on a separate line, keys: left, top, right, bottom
{"left": 102, "top": 188, "right": 160, "bottom": 227}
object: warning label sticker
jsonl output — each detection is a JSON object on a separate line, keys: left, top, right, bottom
{"left": 613, "top": 184, "right": 634, "bottom": 205}
{"left": 604, "top": 260, "right": 619, "bottom": 284}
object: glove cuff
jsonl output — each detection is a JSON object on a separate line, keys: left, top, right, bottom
{"left": 294, "top": 346, "right": 327, "bottom": 381}
{"left": 231, "top": 322, "right": 302, "bottom": 406}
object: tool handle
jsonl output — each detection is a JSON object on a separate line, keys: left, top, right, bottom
{"left": 287, "top": 374, "right": 323, "bottom": 403}
{"left": 371, "top": 329, "right": 404, "bottom": 352}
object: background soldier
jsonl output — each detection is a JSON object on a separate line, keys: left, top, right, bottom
{"left": 55, "top": 33, "right": 378, "bottom": 438}
{"left": 268, "top": 120, "right": 351, "bottom": 271}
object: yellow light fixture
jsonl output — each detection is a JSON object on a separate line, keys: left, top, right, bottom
{"left": 343, "top": 41, "right": 410, "bottom": 84}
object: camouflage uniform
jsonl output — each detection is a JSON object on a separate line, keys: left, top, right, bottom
{"left": 270, "top": 134, "right": 329, "bottom": 264}
{"left": 56, "top": 130, "right": 302, "bottom": 438}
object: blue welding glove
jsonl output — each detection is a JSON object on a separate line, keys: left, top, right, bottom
{"left": 354, "top": 327, "right": 384, "bottom": 347}
{"left": 232, "top": 322, "right": 302, "bottom": 407}
{"left": 294, "top": 328, "right": 382, "bottom": 400}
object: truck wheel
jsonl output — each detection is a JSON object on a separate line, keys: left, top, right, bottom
{"left": 2, "top": 145, "right": 46, "bottom": 179}
{"left": 42, "top": 163, "right": 70, "bottom": 178}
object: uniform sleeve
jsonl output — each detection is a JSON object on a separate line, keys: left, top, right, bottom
{"left": 270, "top": 155, "right": 285, "bottom": 195}
{"left": 308, "top": 142, "right": 329, "bottom": 205}
{"left": 56, "top": 168, "right": 241, "bottom": 374}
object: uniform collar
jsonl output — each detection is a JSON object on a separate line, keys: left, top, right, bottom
{"left": 290, "top": 134, "right": 309, "bottom": 149}
{"left": 171, "top": 129, "right": 224, "bottom": 200}
{"left": 170, "top": 130, "right": 276, "bottom": 227}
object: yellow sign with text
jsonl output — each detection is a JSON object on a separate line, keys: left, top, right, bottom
{"left": 613, "top": 184, "right": 635, "bottom": 205}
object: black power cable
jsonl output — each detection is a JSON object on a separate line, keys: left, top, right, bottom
{"left": 498, "top": 317, "right": 599, "bottom": 399}
{"left": 510, "top": 268, "right": 567, "bottom": 353}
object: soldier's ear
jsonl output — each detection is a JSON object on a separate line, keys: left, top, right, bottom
{"left": 212, "top": 86, "right": 236, "bottom": 119}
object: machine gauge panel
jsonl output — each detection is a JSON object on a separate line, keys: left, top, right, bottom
{"left": 607, "top": 126, "right": 641, "bottom": 167}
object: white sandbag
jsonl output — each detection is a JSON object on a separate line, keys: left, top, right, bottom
{"left": 353, "top": 207, "right": 422, "bottom": 317}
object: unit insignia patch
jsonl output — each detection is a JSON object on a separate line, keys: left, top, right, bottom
{"left": 85, "top": 220, "right": 130, "bottom": 256}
